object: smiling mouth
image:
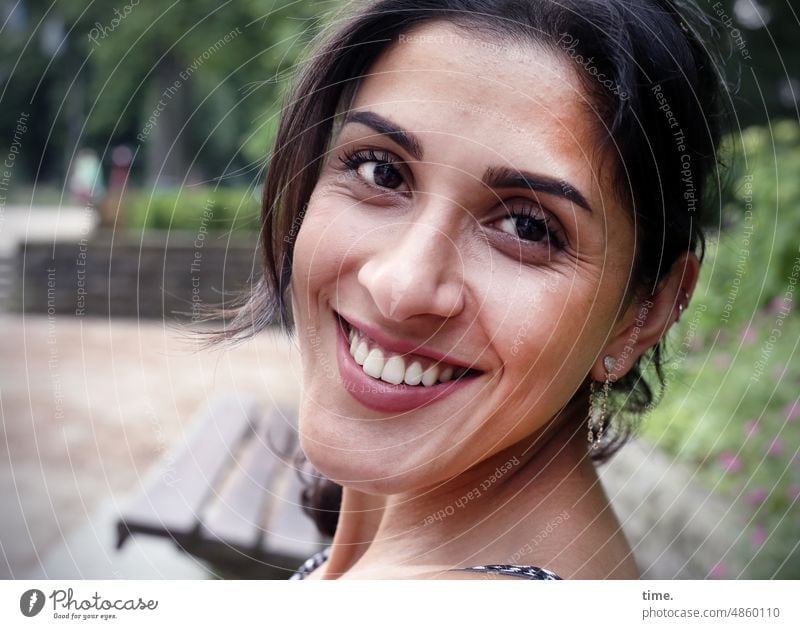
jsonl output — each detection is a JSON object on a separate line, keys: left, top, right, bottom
{"left": 337, "top": 316, "right": 482, "bottom": 387}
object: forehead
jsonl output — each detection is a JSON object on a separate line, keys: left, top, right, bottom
{"left": 347, "top": 20, "right": 602, "bottom": 185}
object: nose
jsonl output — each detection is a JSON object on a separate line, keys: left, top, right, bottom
{"left": 356, "top": 218, "right": 465, "bottom": 322}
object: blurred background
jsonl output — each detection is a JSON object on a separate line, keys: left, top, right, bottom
{"left": 0, "top": 0, "right": 798, "bottom": 579}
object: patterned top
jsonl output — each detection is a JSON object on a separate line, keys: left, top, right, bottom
{"left": 289, "top": 546, "right": 561, "bottom": 580}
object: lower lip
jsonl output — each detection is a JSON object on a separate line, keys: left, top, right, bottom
{"left": 335, "top": 317, "right": 480, "bottom": 414}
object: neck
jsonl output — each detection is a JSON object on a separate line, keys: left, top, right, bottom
{"left": 319, "top": 395, "right": 610, "bottom": 578}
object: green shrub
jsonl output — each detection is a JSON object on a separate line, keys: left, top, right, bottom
{"left": 642, "top": 120, "right": 800, "bottom": 577}
{"left": 128, "top": 186, "right": 261, "bottom": 235}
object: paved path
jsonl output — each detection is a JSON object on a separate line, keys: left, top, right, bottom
{"left": 0, "top": 314, "right": 303, "bottom": 578}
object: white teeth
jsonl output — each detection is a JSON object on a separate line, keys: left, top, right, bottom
{"left": 353, "top": 340, "right": 369, "bottom": 365}
{"left": 362, "top": 348, "right": 385, "bottom": 378}
{"left": 421, "top": 365, "right": 440, "bottom": 387}
{"left": 346, "top": 322, "right": 471, "bottom": 386}
{"left": 403, "top": 361, "right": 424, "bottom": 386}
{"left": 381, "top": 355, "right": 406, "bottom": 385}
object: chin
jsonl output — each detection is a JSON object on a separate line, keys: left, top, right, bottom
{"left": 297, "top": 417, "right": 446, "bottom": 496}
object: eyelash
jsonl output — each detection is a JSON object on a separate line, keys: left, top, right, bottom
{"left": 338, "top": 148, "right": 407, "bottom": 189}
{"left": 498, "top": 200, "right": 566, "bottom": 250}
{"left": 337, "top": 147, "right": 566, "bottom": 251}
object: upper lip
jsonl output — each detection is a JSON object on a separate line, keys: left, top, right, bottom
{"left": 336, "top": 311, "right": 483, "bottom": 372}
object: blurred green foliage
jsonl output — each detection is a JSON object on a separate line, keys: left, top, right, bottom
{"left": 128, "top": 186, "right": 260, "bottom": 235}
{"left": 643, "top": 120, "right": 800, "bottom": 578}
{"left": 0, "top": 0, "right": 340, "bottom": 186}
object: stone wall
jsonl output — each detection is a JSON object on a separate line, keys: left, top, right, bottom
{"left": 16, "top": 230, "right": 261, "bottom": 320}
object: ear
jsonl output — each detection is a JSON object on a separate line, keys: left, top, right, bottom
{"left": 590, "top": 251, "right": 700, "bottom": 382}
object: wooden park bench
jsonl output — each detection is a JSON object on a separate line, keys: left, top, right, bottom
{"left": 115, "top": 395, "right": 329, "bottom": 578}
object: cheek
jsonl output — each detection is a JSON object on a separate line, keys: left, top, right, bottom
{"left": 483, "top": 268, "right": 587, "bottom": 345}
{"left": 488, "top": 272, "right": 610, "bottom": 392}
{"left": 291, "top": 200, "right": 349, "bottom": 298}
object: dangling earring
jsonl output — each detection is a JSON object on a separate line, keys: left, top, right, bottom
{"left": 587, "top": 355, "right": 615, "bottom": 450}
{"left": 677, "top": 291, "right": 689, "bottom": 321}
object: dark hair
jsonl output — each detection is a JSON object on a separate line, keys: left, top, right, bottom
{"left": 218, "top": 0, "right": 726, "bottom": 537}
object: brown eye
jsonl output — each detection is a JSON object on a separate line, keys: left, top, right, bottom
{"left": 498, "top": 214, "right": 551, "bottom": 242}
{"left": 339, "top": 148, "right": 407, "bottom": 191}
{"left": 493, "top": 199, "right": 565, "bottom": 249}
{"left": 359, "top": 161, "right": 404, "bottom": 189}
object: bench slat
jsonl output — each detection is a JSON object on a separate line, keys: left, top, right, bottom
{"left": 195, "top": 405, "right": 302, "bottom": 557}
{"left": 116, "top": 395, "right": 260, "bottom": 547}
{"left": 116, "top": 397, "right": 327, "bottom": 576}
{"left": 198, "top": 422, "right": 281, "bottom": 549}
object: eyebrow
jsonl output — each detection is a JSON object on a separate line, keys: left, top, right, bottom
{"left": 343, "top": 110, "right": 594, "bottom": 214}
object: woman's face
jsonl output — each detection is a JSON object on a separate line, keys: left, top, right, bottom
{"left": 290, "top": 21, "right": 637, "bottom": 494}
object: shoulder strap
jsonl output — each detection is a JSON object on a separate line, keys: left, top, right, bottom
{"left": 449, "top": 564, "right": 562, "bottom": 580}
{"left": 291, "top": 548, "right": 562, "bottom": 580}
{"left": 289, "top": 546, "right": 331, "bottom": 580}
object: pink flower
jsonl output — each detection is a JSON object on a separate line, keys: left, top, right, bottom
{"left": 709, "top": 562, "right": 727, "bottom": 578}
{"left": 717, "top": 451, "right": 742, "bottom": 473}
{"left": 741, "top": 324, "right": 756, "bottom": 345}
{"left": 745, "top": 488, "right": 768, "bottom": 507}
{"left": 751, "top": 525, "right": 766, "bottom": 548}
{"left": 787, "top": 485, "right": 800, "bottom": 501}
{"left": 768, "top": 296, "right": 790, "bottom": 315}
{"left": 785, "top": 400, "right": 800, "bottom": 422}
{"left": 744, "top": 420, "right": 760, "bottom": 437}
{"left": 713, "top": 353, "right": 731, "bottom": 369}
{"left": 767, "top": 438, "right": 784, "bottom": 457}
